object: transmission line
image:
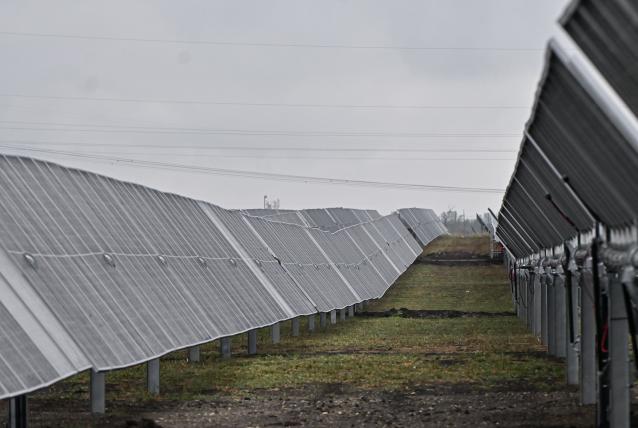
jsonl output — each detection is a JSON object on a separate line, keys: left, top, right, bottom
{"left": 0, "top": 144, "right": 506, "bottom": 194}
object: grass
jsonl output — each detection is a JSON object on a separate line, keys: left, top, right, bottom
{"left": 31, "top": 235, "right": 562, "bottom": 408}
{"left": 368, "top": 264, "right": 512, "bottom": 312}
{"left": 421, "top": 234, "right": 491, "bottom": 257}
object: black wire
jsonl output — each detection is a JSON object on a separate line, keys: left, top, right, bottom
{"left": 0, "top": 144, "right": 506, "bottom": 193}
{"left": 0, "top": 31, "right": 547, "bottom": 53}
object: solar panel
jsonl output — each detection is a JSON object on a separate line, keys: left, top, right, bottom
{"left": 397, "top": 208, "right": 448, "bottom": 247}
{"left": 498, "top": 44, "right": 638, "bottom": 256}
{"left": 561, "top": 0, "right": 638, "bottom": 117}
{"left": 0, "top": 153, "right": 436, "bottom": 401}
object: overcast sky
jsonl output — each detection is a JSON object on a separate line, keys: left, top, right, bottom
{"left": 0, "top": 0, "right": 570, "bottom": 215}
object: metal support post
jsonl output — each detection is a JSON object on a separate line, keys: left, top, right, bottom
{"left": 90, "top": 370, "right": 105, "bottom": 414}
{"left": 291, "top": 318, "right": 300, "bottom": 337}
{"left": 330, "top": 310, "right": 337, "bottom": 324}
{"left": 220, "top": 337, "right": 231, "bottom": 359}
{"left": 555, "top": 273, "right": 567, "bottom": 358}
{"left": 271, "top": 322, "right": 280, "bottom": 344}
{"left": 541, "top": 273, "right": 548, "bottom": 345}
{"left": 8, "top": 395, "right": 27, "bottom": 428}
{"left": 567, "top": 269, "right": 580, "bottom": 385}
{"left": 609, "top": 269, "right": 631, "bottom": 428}
{"left": 308, "top": 314, "right": 316, "bottom": 332}
{"left": 248, "top": 330, "right": 258, "bottom": 355}
{"left": 348, "top": 305, "right": 355, "bottom": 317}
{"left": 147, "top": 359, "right": 160, "bottom": 396}
{"left": 580, "top": 261, "right": 597, "bottom": 404}
{"left": 340, "top": 308, "right": 347, "bottom": 321}
{"left": 320, "top": 312, "right": 327, "bottom": 328}
{"left": 547, "top": 274, "right": 557, "bottom": 355}
{"left": 534, "top": 271, "right": 542, "bottom": 337}
{"left": 187, "top": 346, "right": 200, "bottom": 363}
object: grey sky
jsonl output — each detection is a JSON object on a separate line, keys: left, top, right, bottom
{"left": 0, "top": 0, "right": 570, "bottom": 215}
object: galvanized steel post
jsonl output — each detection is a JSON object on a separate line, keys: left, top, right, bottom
{"left": 547, "top": 273, "right": 557, "bottom": 356}
{"left": 90, "top": 370, "right": 105, "bottom": 414}
{"left": 8, "top": 395, "right": 27, "bottom": 428}
{"left": 348, "top": 305, "right": 355, "bottom": 317}
{"left": 330, "top": 310, "right": 337, "bottom": 324}
{"left": 248, "top": 330, "right": 257, "bottom": 355}
{"left": 147, "top": 359, "right": 160, "bottom": 396}
{"left": 340, "top": 308, "right": 347, "bottom": 321}
{"left": 308, "top": 314, "right": 316, "bottom": 332}
{"left": 541, "top": 272, "right": 548, "bottom": 346}
{"left": 555, "top": 271, "right": 567, "bottom": 359}
{"left": 220, "top": 337, "right": 231, "bottom": 359}
{"left": 291, "top": 318, "right": 300, "bottom": 337}
{"left": 271, "top": 322, "right": 281, "bottom": 344}
{"left": 320, "top": 312, "right": 327, "bottom": 328}
{"left": 533, "top": 269, "right": 542, "bottom": 337}
{"left": 580, "top": 259, "right": 596, "bottom": 404}
{"left": 608, "top": 268, "right": 631, "bottom": 428}
{"left": 187, "top": 346, "right": 200, "bottom": 363}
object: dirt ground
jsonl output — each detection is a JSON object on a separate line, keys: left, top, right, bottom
{"left": 27, "top": 383, "right": 593, "bottom": 428}
{"left": 4, "top": 235, "right": 633, "bottom": 427}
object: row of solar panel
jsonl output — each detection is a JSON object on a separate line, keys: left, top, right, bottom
{"left": 397, "top": 208, "right": 449, "bottom": 247}
{"left": 496, "top": 0, "right": 638, "bottom": 258}
{"left": 0, "top": 155, "right": 447, "bottom": 400}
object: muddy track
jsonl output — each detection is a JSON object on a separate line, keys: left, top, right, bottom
{"left": 358, "top": 308, "right": 515, "bottom": 319}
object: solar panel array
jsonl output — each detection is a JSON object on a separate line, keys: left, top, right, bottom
{"left": 0, "top": 155, "right": 446, "bottom": 401}
{"left": 496, "top": 1, "right": 638, "bottom": 426}
{"left": 496, "top": 3, "right": 638, "bottom": 257}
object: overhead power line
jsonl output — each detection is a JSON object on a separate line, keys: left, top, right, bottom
{"left": 0, "top": 93, "right": 529, "bottom": 110}
{"left": 0, "top": 144, "right": 506, "bottom": 194}
{"left": 0, "top": 139, "right": 518, "bottom": 154}
{"left": 0, "top": 125, "right": 519, "bottom": 140}
{"left": 0, "top": 31, "right": 546, "bottom": 52}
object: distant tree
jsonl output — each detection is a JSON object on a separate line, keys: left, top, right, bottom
{"left": 440, "top": 209, "right": 488, "bottom": 236}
